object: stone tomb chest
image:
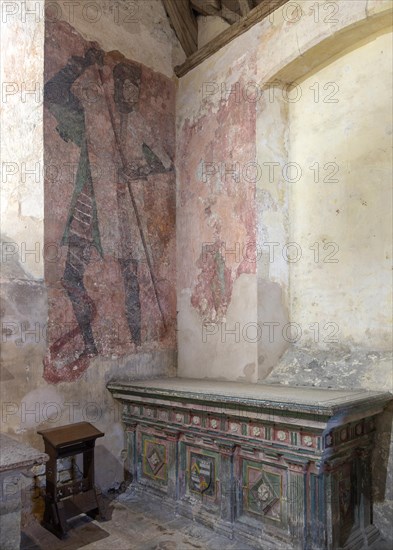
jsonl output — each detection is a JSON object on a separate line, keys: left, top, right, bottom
{"left": 107, "top": 378, "right": 392, "bottom": 550}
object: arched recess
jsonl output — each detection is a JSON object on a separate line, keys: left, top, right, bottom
{"left": 288, "top": 27, "right": 392, "bottom": 351}
{"left": 256, "top": 8, "right": 392, "bottom": 380}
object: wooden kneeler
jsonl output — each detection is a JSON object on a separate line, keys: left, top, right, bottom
{"left": 38, "top": 422, "right": 107, "bottom": 538}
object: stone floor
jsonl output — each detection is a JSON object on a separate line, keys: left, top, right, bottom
{"left": 21, "top": 491, "right": 255, "bottom": 550}
{"left": 21, "top": 492, "right": 392, "bottom": 550}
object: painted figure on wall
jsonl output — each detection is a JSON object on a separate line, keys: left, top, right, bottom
{"left": 43, "top": 26, "right": 175, "bottom": 382}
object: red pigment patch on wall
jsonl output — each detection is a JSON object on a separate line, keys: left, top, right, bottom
{"left": 43, "top": 21, "right": 176, "bottom": 383}
{"left": 178, "top": 60, "right": 257, "bottom": 323}
{"left": 191, "top": 241, "right": 233, "bottom": 322}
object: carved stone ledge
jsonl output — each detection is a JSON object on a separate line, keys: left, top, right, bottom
{"left": 0, "top": 434, "right": 48, "bottom": 550}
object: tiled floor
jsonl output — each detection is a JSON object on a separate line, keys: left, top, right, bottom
{"left": 21, "top": 491, "right": 392, "bottom": 550}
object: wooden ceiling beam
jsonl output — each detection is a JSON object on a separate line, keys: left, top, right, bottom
{"left": 238, "top": 0, "right": 253, "bottom": 16}
{"left": 221, "top": 0, "right": 241, "bottom": 11}
{"left": 175, "top": 0, "right": 289, "bottom": 77}
{"left": 220, "top": 4, "right": 241, "bottom": 24}
{"left": 162, "top": 0, "right": 198, "bottom": 57}
{"left": 190, "top": 0, "right": 221, "bottom": 16}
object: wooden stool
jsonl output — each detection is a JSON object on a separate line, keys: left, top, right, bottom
{"left": 38, "top": 421, "right": 105, "bottom": 538}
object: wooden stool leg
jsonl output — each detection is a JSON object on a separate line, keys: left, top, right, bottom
{"left": 42, "top": 498, "right": 68, "bottom": 539}
{"left": 83, "top": 446, "right": 94, "bottom": 488}
{"left": 42, "top": 446, "right": 69, "bottom": 538}
{"left": 55, "top": 501, "right": 68, "bottom": 538}
{"left": 83, "top": 445, "right": 107, "bottom": 520}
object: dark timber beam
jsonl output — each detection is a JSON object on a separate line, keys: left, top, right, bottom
{"left": 175, "top": 0, "right": 289, "bottom": 77}
{"left": 220, "top": 4, "right": 241, "bottom": 24}
{"left": 222, "top": 0, "right": 241, "bottom": 11}
{"left": 190, "top": 0, "right": 221, "bottom": 16}
{"left": 162, "top": 0, "right": 198, "bottom": 57}
{"left": 238, "top": 0, "right": 253, "bottom": 16}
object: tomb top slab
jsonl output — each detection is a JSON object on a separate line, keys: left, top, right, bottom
{"left": 0, "top": 433, "right": 48, "bottom": 473}
{"left": 108, "top": 377, "right": 392, "bottom": 416}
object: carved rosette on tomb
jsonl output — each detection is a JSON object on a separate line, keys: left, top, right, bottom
{"left": 108, "top": 378, "right": 392, "bottom": 550}
{"left": 245, "top": 464, "right": 282, "bottom": 521}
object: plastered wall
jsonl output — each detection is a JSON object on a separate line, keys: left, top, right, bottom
{"left": 176, "top": 37, "right": 258, "bottom": 382}
{"left": 197, "top": 14, "right": 230, "bottom": 48}
{"left": 0, "top": 0, "right": 181, "bottom": 492}
{"left": 176, "top": 0, "right": 392, "bottom": 539}
{"left": 176, "top": 0, "right": 392, "bottom": 378}
{"left": 1, "top": 2, "right": 45, "bottom": 280}
{"left": 289, "top": 30, "right": 392, "bottom": 351}
{"left": 46, "top": 0, "right": 185, "bottom": 77}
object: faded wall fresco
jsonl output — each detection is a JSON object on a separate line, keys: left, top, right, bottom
{"left": 178, "top": 56, "right": 257, "bottom": 325}
{"left": 176, "top": 39, "right": 259, "bottom": 382}
{"left": 44, "top": 20, "right": 176, "bottom": 383}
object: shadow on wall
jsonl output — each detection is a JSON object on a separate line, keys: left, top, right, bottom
{"left": 373, "top": 402, "right": 393, "bottom": 503}
{"left": 74, "top": 443, "right": 125, "bottom": 494}
{"left": 371, "top": 402, "right": 393, "bottom": 543}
